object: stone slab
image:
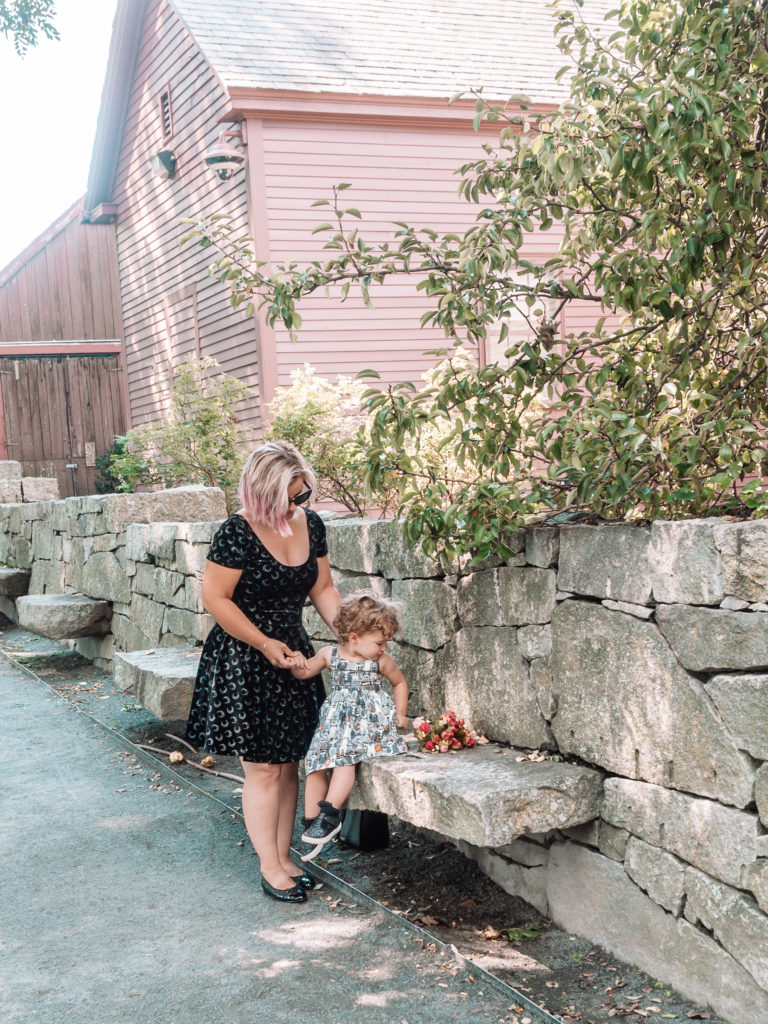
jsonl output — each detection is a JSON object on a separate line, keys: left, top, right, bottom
{"left": 21, "top": 477, "right": 60, "bottom": 502}
{"left": 325, "top": 517, "right": 384, "bottom": 574}
{"left": 456, "top": 840, "right": 549, "bottom": 914}
{"left": 551, "top": 601, "right": 755, "bottom": 806}
{"left": 16, "top": 594, "right": 112, "bottom": 639}
{"left": 546, "top": 842, "right": 768, "bottom": 1024}
{"left": 601, "top": 778, "right": 762, "bottom": 888}
{"left": 524, "top": 527, "right": 559, "bottom": 568}
{"left": 391, "top": 578, "right": 456, "bottom": 649}
{"left": 685, "top": 866, "right": 768, "bottom": 992}
{"left": 625, "top": 835, "right": 686, "bottom": 914}
{"left": 714, "top": 521, "right": 768, "bottom": 602}
{"left": 100, "top": 486, "right": 226, "bottom": 534}
{"left": 0, "top": 567, "right": 30, "bottom": 597}
{"left": 349, "top": 744, "right": 603, "bottom": 847}
{"left": 558, "top": 524, "right": 652, "bottom": 604}
{"left": 649, "top": 520, "right": 723, "bottom": 605}
{"left": 757, "top": 763, "right": 768, "bottom": 828}
{"left": 0, "top": 460, "right": 22, "bottom": 480}
{"left": 437, "top": 626, "right": 552, "bottom": 748}
{"left": 656, "top": 604, "right": 768, "bottom": 672}
{"left": 0, "top": 481, "right": 22, "bottom": 503}
{"left": 114, "top": 647, "right": 201, "bottom": 721}
{"left": 705, "top": 674, "right": 768, "bottom": 759}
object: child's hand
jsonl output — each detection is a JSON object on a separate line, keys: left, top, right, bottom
{"left": 396, "top": 712, "right": 409, "bottom": 730}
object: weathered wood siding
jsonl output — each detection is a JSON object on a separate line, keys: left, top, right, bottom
{"left": 0, "top": 201, "right": 123, "bottom": 344}
{"left": 0, "top": 354, "right": 127, "bottom": 496}
{"left": 112, "top": 0, "right": 261, "bottom": 434}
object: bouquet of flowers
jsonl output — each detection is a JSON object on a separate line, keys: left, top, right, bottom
{"left": 412, "top": 711, "right": 478, "bottom": 752}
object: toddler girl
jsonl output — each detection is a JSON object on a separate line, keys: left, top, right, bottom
{"left": 291, "top": 590, "right": 409, "bottom": 861}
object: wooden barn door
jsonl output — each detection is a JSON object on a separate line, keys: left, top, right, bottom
{"left": 0, "top": 354, "right": 127, "bottom": 497}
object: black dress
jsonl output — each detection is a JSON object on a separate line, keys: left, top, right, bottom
{"left": 185, "top": 511, "right": 327, "bottom": 763}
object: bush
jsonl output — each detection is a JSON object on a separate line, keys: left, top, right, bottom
{"left": 265, "top": 364, "right": 396, "bottom": 515}
{"left": 106, "top": 357, "right": 253, "bottom": 510}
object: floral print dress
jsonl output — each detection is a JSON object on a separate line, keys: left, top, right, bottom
{"left": 304, "top": 647, "right": 407, "bottom": 773}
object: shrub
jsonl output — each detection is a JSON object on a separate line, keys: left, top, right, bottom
{"left": 106, "top": 357, "right": 253, "bottom": 510}
{"left": 265, "top": 364, "right": 398, "bottom": 515}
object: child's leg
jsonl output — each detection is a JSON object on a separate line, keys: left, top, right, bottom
{"left": 304, "top": 768, "right": 330, "bottom": 821}
{"left": 325, "top": 764, "right": 357, "bottom": 811}
{"left": 300, "top": 765, "right": 359, "bottom": 861}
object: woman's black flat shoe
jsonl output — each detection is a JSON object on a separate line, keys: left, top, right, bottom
{"left": 260, "top": 875, "right": 306, "bottom": 903}
{"left": 292, "top": 872, "right": 318, "bottom": 890}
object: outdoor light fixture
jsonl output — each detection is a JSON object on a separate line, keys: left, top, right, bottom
{"left": 202, "top": 127, "right": 245, "bottom": 180}
{"left": 149, "top": 149, "right": 177, "bottom": 179}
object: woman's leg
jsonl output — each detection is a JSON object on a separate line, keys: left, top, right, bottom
{"left": 325, "top": 764, "right": 357, "bottom": 810}
{"left": 276, "top": 761, "right": 300, "bottom": 876}
{"left": 240, "top": 760, "right": 296, "bottom": 890}
{"left": 304, "top": 768, "right": 330, "bottom": 820}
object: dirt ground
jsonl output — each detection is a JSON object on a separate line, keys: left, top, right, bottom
{"left": 2, "top": 628, "right": 726, "bottom": 1024}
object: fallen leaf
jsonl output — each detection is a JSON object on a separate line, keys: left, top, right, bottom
{"left": 168, "top": 751, "right": 184, "bottom": 764}
{"left": 483, "top": 925, "right": 503, "bottom": 940}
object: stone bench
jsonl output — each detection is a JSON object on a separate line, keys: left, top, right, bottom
{"left": 114, "top": 647, "right": 201, "bottom": 721}
{"left": 349, "top": 744, "right": 604, "bottom": 847}
{"left": 16, "top": 594, "right": 112, "bottom": 639}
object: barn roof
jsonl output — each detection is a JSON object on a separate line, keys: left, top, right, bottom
{"left": 169, "top": 0, "right": 613, "bottom": 104}
{"left": 84, "top": 0, "right": 615, "bottom": 213}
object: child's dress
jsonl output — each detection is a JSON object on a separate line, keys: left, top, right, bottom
{"left": 304, "top": 646, "right": 407, "bottom": 773}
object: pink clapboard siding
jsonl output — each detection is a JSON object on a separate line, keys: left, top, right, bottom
{"left": 251, "top": 117, "right": 564, "bottom": 392}
{"left": 112, "top": 0, "right": 263, "bottom": 435}
{"left": 249, "top": 116, "right": 618, "bottom": 397}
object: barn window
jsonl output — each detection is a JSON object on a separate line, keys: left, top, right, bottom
{"left": 159, "top": 87, "right": 173, "bottom": 140}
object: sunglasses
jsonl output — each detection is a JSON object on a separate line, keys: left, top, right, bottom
{"left": 288, "top": 487, "right": 312, "bottom": 507}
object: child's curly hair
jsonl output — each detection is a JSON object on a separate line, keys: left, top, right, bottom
{"left": 333, "top": 590, "right": 405, "bottom": 643}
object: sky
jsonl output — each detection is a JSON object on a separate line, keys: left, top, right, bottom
{"left": 0, "top": 0, "right": 119, "bottom": 271}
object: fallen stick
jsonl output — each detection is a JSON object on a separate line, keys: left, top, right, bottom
{"left": 163, "top": 732, "right": 198, "bottom": 754}
{"left": 136, "top": 743, "right": 245, "bottom": 784}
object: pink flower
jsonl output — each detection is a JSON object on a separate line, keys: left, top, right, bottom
{"left": 420, "top": 722, "right": 431, "bottom": 733}
{"left": 451, "top": 739, "right": 462, "bottom": 750}
{"left": 412, "top": 717, "right": 424, "bottom": 730}
{"left": 465, "top": 737, "right": 475, "bottom": 747}
{"left": 439, "top": 742, "right": 450, "bottom": 752}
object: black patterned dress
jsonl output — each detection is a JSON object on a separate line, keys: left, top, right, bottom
{"left": 185, "top": 511, "right": 327, "bottom": 763}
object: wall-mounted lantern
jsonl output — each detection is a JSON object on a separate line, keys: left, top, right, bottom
{"left": 149, "top": 149, "right": 177, "bottom": 179}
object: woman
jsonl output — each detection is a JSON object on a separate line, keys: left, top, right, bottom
{"left": 186, "top": 441, "right": 341, "bottom": 903}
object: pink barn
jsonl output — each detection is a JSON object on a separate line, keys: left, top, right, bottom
{"left": 3, "top": 0, "right": 613, "bottom": 455}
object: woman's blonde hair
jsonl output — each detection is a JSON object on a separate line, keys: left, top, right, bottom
{"left": 333, "top": 590, "right": 404, "bottom": 643}
{"left": 238, "top": 441, "right": 317, "bottom": 535}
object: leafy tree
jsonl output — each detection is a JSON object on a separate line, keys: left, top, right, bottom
{"left": 106, "top": 357, "right": 253, "bottom": 511}
{"left": 184, "top": 0, "right": 768, "bottom": 561}
{"left": 1, "top": 0, "right": 58, "bottom": 54}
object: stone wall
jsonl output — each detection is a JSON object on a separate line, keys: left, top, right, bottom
{"left": 2, "top": 496, "right": 767, "bottom": 1022}
{"left": 0, "top": 486, "right": 225, "bottom": 662}
{"left": 321, "top": 517, "right": 768, "bottom": 1024}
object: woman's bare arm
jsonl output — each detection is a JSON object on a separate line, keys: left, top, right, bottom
{"left": 308, "top": 555, "right": 341, "bottom": 632}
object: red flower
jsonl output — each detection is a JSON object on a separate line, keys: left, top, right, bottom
{"left": 425, "top": 740, "right": 435, "bottom": 750}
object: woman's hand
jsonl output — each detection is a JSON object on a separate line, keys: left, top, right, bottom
{"left": 396, "top": 712, "right": 409, "bottom": 730}
{"left": 260, "top": 637, "right": 303, "bottom": 668}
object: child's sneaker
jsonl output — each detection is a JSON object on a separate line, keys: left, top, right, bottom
{"left": 300, "top": 801, "right": 342, "bottom": 861}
